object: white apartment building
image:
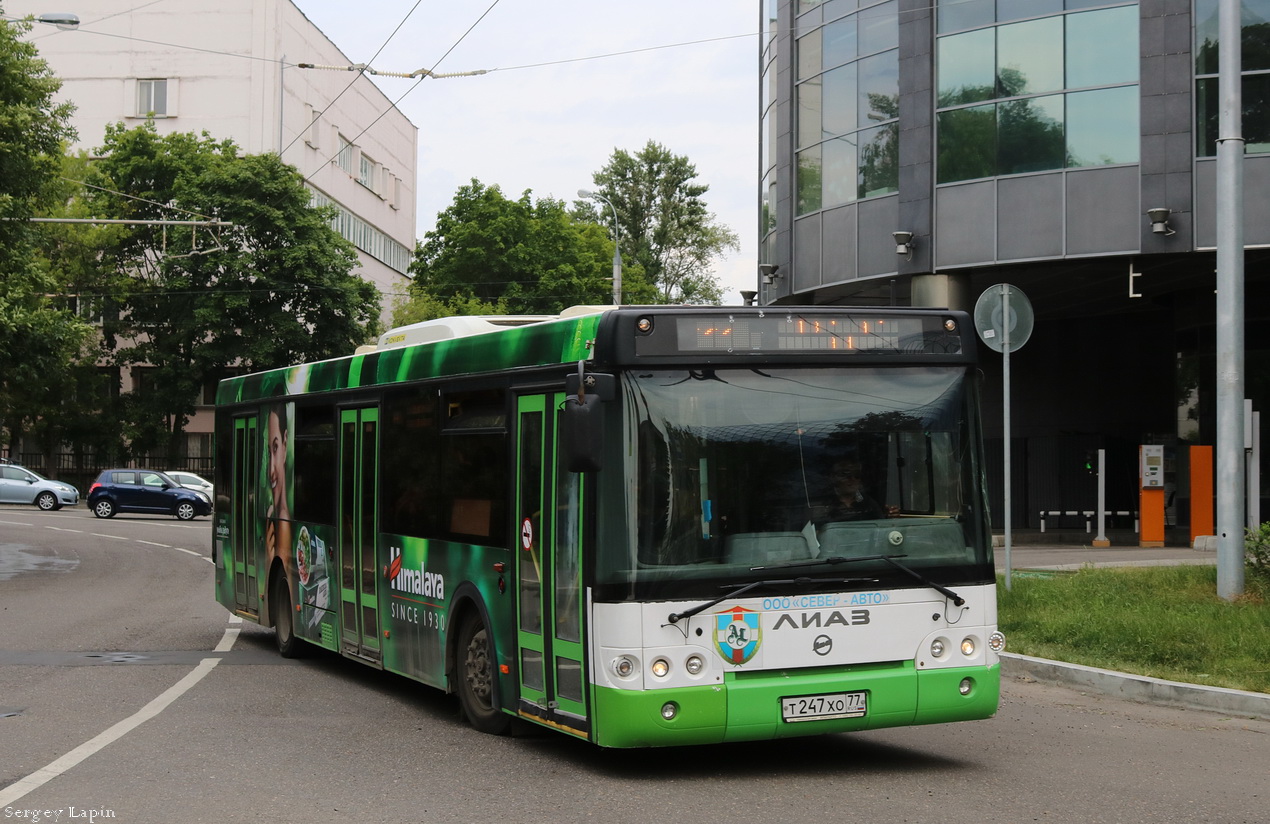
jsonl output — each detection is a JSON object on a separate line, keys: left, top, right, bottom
{"left": 12, "top": 0, "right": 417, "bottom": 313}
{"left": 9, "top": 0, "right": 417, "bottom": 467}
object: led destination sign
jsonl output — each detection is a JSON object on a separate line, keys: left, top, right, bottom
{"left": 642, "top": 314, "right": 962, "bottom": 356}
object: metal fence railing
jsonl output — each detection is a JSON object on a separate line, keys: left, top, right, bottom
{"left": 0, "top": 452, "right": 213, "bottom": 497}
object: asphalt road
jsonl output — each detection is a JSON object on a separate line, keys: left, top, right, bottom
{"left": 1, "top": 506, "right": 1266, "bottom": 823}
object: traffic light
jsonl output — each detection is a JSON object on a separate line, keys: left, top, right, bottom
{"left": 1083, "top": 450, "right": 1096, "bottom": 475}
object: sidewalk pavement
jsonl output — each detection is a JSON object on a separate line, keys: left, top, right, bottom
{"left": 991, "top": 538, "right": 1270, "bottom": 720}
{"left": 997, "top": 541, "right": 1217, "bottom": 573}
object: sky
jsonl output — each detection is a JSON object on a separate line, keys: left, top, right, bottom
{"left": 293, "top": 0, "right": 762, "bottom": 304}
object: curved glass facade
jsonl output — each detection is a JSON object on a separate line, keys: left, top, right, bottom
{"left": 761, "top": 0, "right": 778, "bottom": 265}
{"left": 793, "top": 0, "right": 899, "bottom": 215}
{"left": 760, "top": 0, "right": 1270, "bottom": 550}
{"left": 935, "top": 2, "right": 1139, "bottom": 184}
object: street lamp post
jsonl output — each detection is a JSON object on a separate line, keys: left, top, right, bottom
{"left": 578, "top": 189, "right": 621, "bottom": 305}
{"left": 34, "top": 13, "right": 79, "bottom": 29}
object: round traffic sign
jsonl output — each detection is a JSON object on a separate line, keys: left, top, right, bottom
{"left": 974, "top": 283, "right": 1034, "bottom": 352}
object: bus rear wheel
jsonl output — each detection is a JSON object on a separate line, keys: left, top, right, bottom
{"left": 271, "top": 574, "right": 302, "bottom": 659}
{"left": 457, "top": 615, "right": 510, "bottom": 735}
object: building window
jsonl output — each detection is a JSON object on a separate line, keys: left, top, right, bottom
{"left": 136, "top": 79, "right": 168, "bottom": 117}
{"left": 80, "top": 367, "right": 119, "bottom": 406}
{"left": 132, "top": 366, "right": 158, "bottom": 395}
{"left": 795, "top": 0, "right": 900, "bottom": 216}
{"left": 358, "top": 151, "right": 376, "bottom": 189}
{"left": 309, "top": 188, "right": 412, "bottom": 274}
{"left": 1195, "top": 0, "right": 1270, "bottom": 155}
{"left": 935, "top": 4, "right": 1139, "bottom": 184}
{"left": 337, "top": 134, "right": 354, "bottom": 174}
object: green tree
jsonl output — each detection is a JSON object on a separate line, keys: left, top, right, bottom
{"left": 582, "top": 140, "right": 738, "bottom": 305}
{"left": 0, "top": 14, "right": 93, "bottom": 463}
{"left": 69, "top": 123, "right": 381, "bottom": 456}
{"left": 405, "top": 179, "right": 615, "bottom": 318}
{"left": 391, "top": 290, "right": 507, "bottom": 327}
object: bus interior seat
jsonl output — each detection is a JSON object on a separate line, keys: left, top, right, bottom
{"left": 725, "top": 532, "right": 813, "bottom": 566}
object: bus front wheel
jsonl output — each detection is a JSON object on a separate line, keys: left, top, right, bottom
{"left": 271, "top": 574, "right": 302, "bottom": 659}
{"left": 456, "top": 615, "right": 510, "bottom": 735}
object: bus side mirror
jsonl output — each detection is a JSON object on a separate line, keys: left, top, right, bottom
{"left": 564, "top": 371, "right": 615, "bottom": 401}
{"left": 562, "top": 392, "right": 605, "bottom": 472}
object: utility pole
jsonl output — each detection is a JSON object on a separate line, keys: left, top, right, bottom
{"left": 1215, "top": 0, "right": 1246, "bottom": 599}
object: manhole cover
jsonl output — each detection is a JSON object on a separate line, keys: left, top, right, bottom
{"left": 83, "top": 652, "right": 149, "bottom": 664}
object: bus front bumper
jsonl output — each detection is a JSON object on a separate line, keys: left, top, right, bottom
{"left": 591, "top": 660, "right": 1000, "bottom": 748}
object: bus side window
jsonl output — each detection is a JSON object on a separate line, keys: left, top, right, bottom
{"left": 291, "top": 404, "right": 336, "bottom": 524}
{"left": 440, "top": 432, "right": 506, "bottom": 544}
{"left": 381, "top": 386, "right": 441, "bottom": 538}
{"left": 439, "top": 388, "right": 507, "bottom": 546}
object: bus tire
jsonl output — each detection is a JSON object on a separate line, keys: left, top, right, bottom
{"left": 271, "top": 574, "right": 303, "bottom": 659}
{"left": 456, "top": 614, "right": 510, "bottom": 735}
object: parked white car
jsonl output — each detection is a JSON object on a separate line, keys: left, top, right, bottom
{"left": 0, "top": 464, "right": 80, "bottom": 510}
{"left": 165, "top": 470, "right": 214, "bottom": 498}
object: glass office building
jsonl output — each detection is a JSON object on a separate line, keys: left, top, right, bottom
{"left": 760, "top": 0, "right": 1270, "bottom": 534}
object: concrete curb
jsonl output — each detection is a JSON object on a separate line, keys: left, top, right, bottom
{"left": 1001, "top": 652, "right": 1270, "bottom": 720}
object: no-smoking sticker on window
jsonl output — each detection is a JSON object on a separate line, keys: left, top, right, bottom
{"left": 521, "top": 517, "right": 533, "bottom": 551}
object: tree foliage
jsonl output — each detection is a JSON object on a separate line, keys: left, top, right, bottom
{"left": 404, "top": 179, "right": 617, "bottom": 320}
{"left": 582, "top": 140, "right": 738, "bottom": 304}
{"left": 64, "top": 123, "right": 381, "bottom": 455}
{"left": 0, "top": 15, "right": 92, "bottom": 461}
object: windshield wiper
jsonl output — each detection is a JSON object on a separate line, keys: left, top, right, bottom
{"left": 666, "top": 576, "right": 875, "bottom": 625}
{"left": 752, "top": 554, "right": 965, "bottom": 607}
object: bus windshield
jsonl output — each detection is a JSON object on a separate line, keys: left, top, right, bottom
{"left": 600, "top": 366, "right": 990, "bottom": 595}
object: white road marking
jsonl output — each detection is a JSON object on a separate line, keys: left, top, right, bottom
{"left": 44, "top": 526, "right": 209, "bottom": 559}
{"left": 214, "top": 628, "right": 240, "bottom": 652}
{"left": 0, "top": 619, "right": 241, "bottom": 807}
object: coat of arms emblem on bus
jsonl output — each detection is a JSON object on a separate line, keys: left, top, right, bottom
{"left": 714, "top": 605, "right": 762, "bottom": 664}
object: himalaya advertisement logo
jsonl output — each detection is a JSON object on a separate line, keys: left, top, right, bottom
{"left": 387, "top": 545, "right": 445, "bottom": 599}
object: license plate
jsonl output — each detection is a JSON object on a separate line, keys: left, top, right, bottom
{"left": 780, "top": 691, "right": 868, "bottom": 722}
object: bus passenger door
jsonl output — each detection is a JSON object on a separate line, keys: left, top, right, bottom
{"left": 232, "top": 416, "right": 259, "bottom": 616}
{"left": 338, "top": 406, "right": 382, "bottom": 663}
{"left": 515, "top": 393, "right": 589, "bottom": 737}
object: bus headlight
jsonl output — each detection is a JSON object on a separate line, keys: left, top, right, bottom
{"left": 661, "top": 702, "right": 678, "bottom": 720}
{"left": 650, "top": 658, "right": 670, "bottom": 678}
{"left": 685, "top": 654, "right": 705, "bottom": 675}
{"left": 611, "top": 656, "right": 636, "bottom": 678}
{"left": 930, "top": 638, "right": 946, "bottom": 658}
{"left": 959, "top": 678, "right": 974, "bottom": 695}
{"left": 988, "top": 631, "right": 1006, "bottom": 652}
{"left": 961, "top": 637, "right": 977, "bottom": 657}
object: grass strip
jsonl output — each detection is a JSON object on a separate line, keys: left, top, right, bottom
{"left": 998, "top": 565, "right": 1270, "bottom": 694}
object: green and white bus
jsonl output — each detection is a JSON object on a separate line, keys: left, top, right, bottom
{"left": 213, "top": 305, "right": 1003, "bottom": 747}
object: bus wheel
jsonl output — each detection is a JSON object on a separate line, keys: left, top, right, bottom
{"left": 271, "top": 575, "right": 302, "bottom": 659}
{"left": 457, "top": 615, "right": 510, "bottom": 735}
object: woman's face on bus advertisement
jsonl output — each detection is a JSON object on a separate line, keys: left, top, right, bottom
{"left": 267, "top": 410, "right": 287, "bottom": 504}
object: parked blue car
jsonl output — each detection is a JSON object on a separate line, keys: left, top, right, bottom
{"left": 88, "top": 468, "right": 212, "bottom": 520}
